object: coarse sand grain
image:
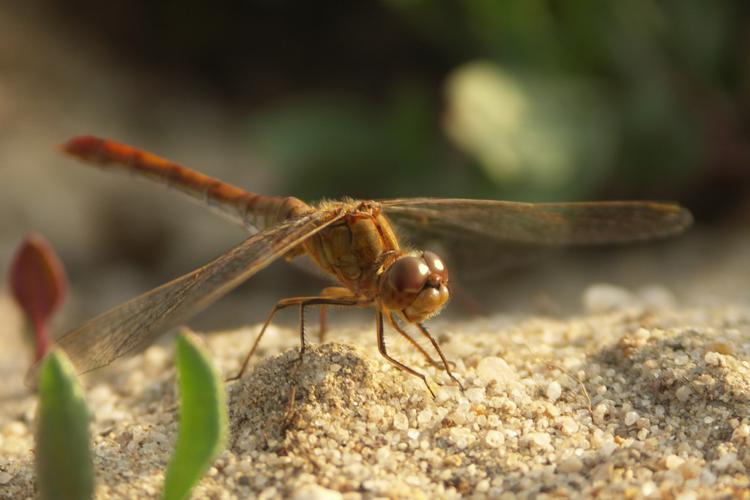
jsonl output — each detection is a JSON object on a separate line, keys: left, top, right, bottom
{"left": 2, "top": 299, "right": 750, "bottom": 498}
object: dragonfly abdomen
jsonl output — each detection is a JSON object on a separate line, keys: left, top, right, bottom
{"left": 62, "top": 136, "right": 312, "bottom": 232}
{"left": 242, "top": 195, "right": 311, "bottom": 232}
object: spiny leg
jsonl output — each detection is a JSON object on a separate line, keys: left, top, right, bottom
{"left": 318, "top": 304, "right": 328, "bottom": 343}
{"left": 386, "top": 313, "right": 444, "bottom": 368}
{"left": 316, "top": 287, "right": 352, "bottom": 343}
{"left": 415, "top": 322, "right": 464, "bottom": 391}
{"left": 283, "top": 384, "right": 298, "bottom": 424}
{"left": 284, "top": 305, "right": 306, "bottom": 423}
{"left": 282, "top": 301, "right": 321, "bottom": 423}
{"left": 375, "top": 310, "right": 435, "bottom": 399}
{"left": 226, "top": 295, "right": 362, "bottom": 382}
{"left": 226, "top": 296, "right": 301, "bottom": 382}
{"left": 294, "top": 302, "right": 307, "bottom": 364}
{"left": 286, "top": 296, "right": 362, "bottom": 420}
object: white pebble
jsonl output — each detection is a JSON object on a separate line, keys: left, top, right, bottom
{"left": 476, "top": 479, "right": 490, "bottom": 492}
{"left": 393, "top": 412, "right": 409, "bottom": 431}
{"left": 144, "top": 346, "right": 168, "bottom": 368}
{"left": 673, "top": 353, "right": 689, "bottom": 366}
{"left": 290, "top": 484, "right": 343, "bottom": 500}
{"left": 731, "top": 424, "right": 749, "bottom": 441}
{"left": 640, "top": 481, "right": 657, "bottom": 496}
{"left": 713, "top": 452, "right": 737, "bottom": 470}
{"left": 485, "top": 430, "right": 505, "bottom": 448}
{"left": 582, "top": 283, "right": 636, "bottom": 313}
{"left": 529, "top": 432, "right": 551, "bottom": 448}
{"left": 435, "top": 386, "right": 459, "bottom": 404}
{"left": 558, "top": 456, "right": 583, "bottom": 473}
{"left": 665, "top": 455, "right": 684, "bottom": 470}
{"left": 368, "top": 405, "right": 385, "bottom": 422}
{"left": 634, "top": 327, "right": 651, "bottom": 340}
{"left": 637, "top": 285, "right": 676, "bottom": 309}
{"left": 0, "top": 472, "right": 11, "bottom": 484}
{"left": 704, "top": 351, "right": 721, "bottom": 366}
{"left": 675, "top": 385, "right": 692, "bottom": 402}
{"left": 449, "top": 427, "right": 475, "bottom": 449}
{"left": 5, "top": 422, "right": 26, "bottom": 436}
{"left": 476, "top": 357, "right": 517, "bottom": 385}
{"left": 624, "top": 411, "right": 639, "bottom": 426}
{"left": 701, "top": 469, "right": 717, "bottom": 485}
{"left": 676, "top": 493, "right": 697, "bottom": 500}
{"left": 376, "top": 446, "right": 390, "bottom": 463}
{"left": 593, "top": 403, "right": 609, "bottom": 424}
{"left": 465, "top": 387, "right": 485, "bottom": 403}
{"left": 416, "top": 409, "right": 433, "bottom": 426}
{"left": 405, "top": 475, "right": 421, "bottom": 486}
{"left": 546, "top": 381, "right": 562, "bottom": 401}
{"left": 599, "top": 440, "right": 617, "bottom": 458}
{"left": 560, "top": 416, "right": 578, "bottom": 435}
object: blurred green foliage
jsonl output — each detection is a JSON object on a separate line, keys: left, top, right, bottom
{"left": 163, "top": 331, "right": 228, "bottom": 500}
{"left": 246, "top": 88, "right": 493, "bottom": 200}
{"left": 35, "top": 350, "right": 94, "bottom": 500}
{"left": 56, "top": 0, "right": 749, "bottom": 213}
{"left": 242, "top": 0, "right": 744, "bottom": 204}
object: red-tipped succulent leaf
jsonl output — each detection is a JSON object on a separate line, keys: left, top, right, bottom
{"left": 9, "top": 234, "right": 68, "bottom": 361}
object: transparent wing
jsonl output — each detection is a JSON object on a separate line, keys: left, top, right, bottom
{"left": 56, "top": 210, "right": 342, "bottom": 373}
{"left": 381, "top": 198, "right": 692, "bottom": 245}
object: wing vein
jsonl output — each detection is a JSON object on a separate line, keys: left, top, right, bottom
{"left": 56, "top": 210, "right": 341, "bottom": 373}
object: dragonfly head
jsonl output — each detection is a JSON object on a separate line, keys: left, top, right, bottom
{"left": 380, "top": 251, "right": 450, "bottom": 322}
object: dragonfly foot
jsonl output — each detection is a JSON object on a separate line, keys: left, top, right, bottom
{"left": 426, "top": 358, "right": 457, "bottom": 370}
{"left": 452, "top": 375, "right": 465, "bottom": 392}
{"left": 423, "top": 378, "right": 437, "bottom": 400}
{"left": 283, "top": 384, "right": 299, "bottom": 424}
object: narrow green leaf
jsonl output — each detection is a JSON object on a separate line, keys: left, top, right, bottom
{"left": 35, "top": 349, "right": 94, "bottom": 500}
{"left": 163, "top": 331, "right": 228, "bottom": 500}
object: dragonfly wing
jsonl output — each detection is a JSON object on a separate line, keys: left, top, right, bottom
{"left": 381, "top": 198, "right": 692, "bottom": 245}
{"left": 56, "top": 210, "right": 341, "bottom": 373}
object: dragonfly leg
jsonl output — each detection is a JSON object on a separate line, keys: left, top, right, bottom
{"left": 296, "top": 295, "right": 366, "bottom": 360}
{"left": 385, "top": 313, "right": 444, "bottom": 368}
{"left": 283, "top": 384, "right": 298, "bottom": 424}
{"left": 318, "top": 305, "right": 328, "bottom": 343}
{"left": 226, "top": 297, "right": 300, "bottom": 382}
{"left": 226, "top": 295, "right": 363, "bottom": 382}
{"left": 285, "top": 295, "right": 363, "bottom": 420}
{"left": 415, "top": 322, "right": 464, "bottom": 392}
{"left": 284, "top": 305, "right": 307, "bottom": 422}
{"left": 297, "top": 302, "right": 307, "bottom": 363}
{"left": 316, "top": 287, "right": 354, "bottom": 343}
{"left": 375, "top": 310, "right": 436, "bottom": 399}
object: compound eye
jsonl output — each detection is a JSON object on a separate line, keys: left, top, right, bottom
{"left": 389, "top": 256, "right": 430, "bottom": 293}
{"left": 422, "top": 251, "right": 448, "bottom": 282}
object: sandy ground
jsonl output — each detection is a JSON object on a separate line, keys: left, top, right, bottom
{"left": 1, "top": 287, "right": 749, "bottom": 499}
{"left": 1, "top": 6, "right": 749, "bottom": 499}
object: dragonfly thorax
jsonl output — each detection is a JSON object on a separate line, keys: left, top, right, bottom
{"left": 379, "top": 251, "right": 450, "bottom": 323}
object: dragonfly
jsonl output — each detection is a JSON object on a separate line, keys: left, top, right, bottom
{"left": 54, "top": 136, "right": 692, "bottom": 396}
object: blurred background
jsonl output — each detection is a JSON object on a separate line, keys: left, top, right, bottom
{"left": 1, "top": 1, "right": 749, "bottom": 335}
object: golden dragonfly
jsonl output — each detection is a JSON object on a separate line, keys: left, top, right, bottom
{"left": 55, "top": 136, "right": 692, "bottom": 396}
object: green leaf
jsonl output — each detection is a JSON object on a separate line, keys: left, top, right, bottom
{"left": 163, "top": 331, "right": 228, "bottom": 500}
{"left": 35, "top": 349, "right": 94, "bottom": 500}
